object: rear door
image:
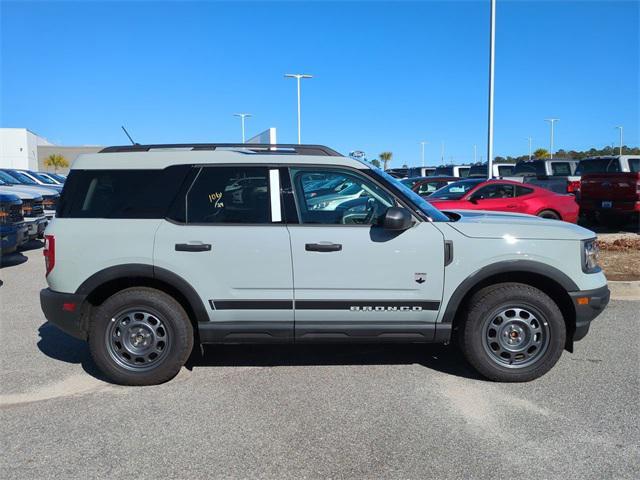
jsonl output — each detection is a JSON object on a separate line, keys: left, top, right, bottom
{"left": 286, "top": 166, "right": 445, "bottom": 342}
{"left": 154, "top": 165, "right": 294, "bottom": 342}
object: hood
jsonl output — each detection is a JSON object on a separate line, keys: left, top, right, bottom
{"left": 0, "top": 184, "right": 58, "bottom": 197}
{"left": 445, "top": 210, "right": 594, "bottom": 241}
{"left": 0, "top": 186, "right": 42, "bottom": 200}
{"left": 0, "top": 192, "right": 22, "bottom": 203}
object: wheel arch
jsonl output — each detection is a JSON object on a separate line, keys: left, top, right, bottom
{"left": 443, "top": 261, "right": 578, "bottom": 350}
{"left": 75, "top": 264, "right": 209, "bottom": 330}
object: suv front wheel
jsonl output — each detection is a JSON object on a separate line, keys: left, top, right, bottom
{"left": 458, "top": 282, "right": 566, "bottom": 382}
{"left": 89, "top": 287, "right": 194, "bottom": 386}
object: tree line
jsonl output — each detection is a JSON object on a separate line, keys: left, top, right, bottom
{"left": 496, "top": 145, "right": 640, "bottom": 163}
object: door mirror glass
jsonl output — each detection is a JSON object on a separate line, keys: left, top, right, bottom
{"left": 382, "top": 207, "right": 412, "bottom": 230}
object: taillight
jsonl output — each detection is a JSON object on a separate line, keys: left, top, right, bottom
{"left": 567, "top": 180, "right": 581, "bottom": 194}
{"left": 43, "top": 234, "right": 55, "bottom": 275}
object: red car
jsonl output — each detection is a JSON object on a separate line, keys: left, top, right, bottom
{"left": 427, "top": 178, "right": 579, "bottom": 223}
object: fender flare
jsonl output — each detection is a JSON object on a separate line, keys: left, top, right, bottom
{"left": 75, "top": 263, "right": 209, "bottom": 324}
{"left": 441, "top": 260, "right": 578, "bottom": 324}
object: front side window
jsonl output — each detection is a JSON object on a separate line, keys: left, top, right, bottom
{"left": 291, "top": 168, "right": 394, "bottom": 225}
{"left": 471, "top": 183, "right": 515, "bottom": 200}
{"left": 186, "top": 167, "right": 272, "bottom": 224}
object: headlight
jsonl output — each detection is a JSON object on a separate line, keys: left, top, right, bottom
{"left": 582, "top": 239, "right": 600, "bottom": 273}
{"left": 311, "top": 201, "right": 329, "bottom": 210}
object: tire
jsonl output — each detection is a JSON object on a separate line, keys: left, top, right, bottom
{"left": 458, "top": 282, "right": 565, "bottom": 382}
{"left": 537, "top": 210, "right": 561, "bottom": 220}
{"left": 88, "top": 287, "right": 194, "bottom": 386}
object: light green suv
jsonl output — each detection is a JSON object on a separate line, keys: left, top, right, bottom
{"left": 40, "top": 143, "right": 609, "bottom": 385}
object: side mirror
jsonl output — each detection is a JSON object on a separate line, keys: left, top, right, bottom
{"left": 469, "top": 196, "right": 479, "bottom": 204}
{"left": 382, "top": 207, "right": 413, "bottom": 231}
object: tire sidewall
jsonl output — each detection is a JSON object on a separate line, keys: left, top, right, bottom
{"left": 89, "top": 288, "right": 193, "bottom": 386}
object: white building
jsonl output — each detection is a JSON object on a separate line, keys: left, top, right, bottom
{"left": 0, "top": 128, "right": 53, "bottom": 170}
{"left": 0, "top": 128, "right": 102, "bottom": 174}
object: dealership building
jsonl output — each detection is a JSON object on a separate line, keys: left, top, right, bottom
{"left": 0, "top": 128, "right": 102, "bottom": 174}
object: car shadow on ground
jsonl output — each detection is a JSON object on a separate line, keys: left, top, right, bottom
{"left": 36, "top": 322, "right": 109, "bottom": 382}
{"left": 189, "top": 343, "right": 484, "bottom": 381}
{"left": 0, "top": 252, "right": 28, "bottom": 269}
{"left": 37, "top": 321, "right": 484, "bottom": 383}
{"left": 20, "top": 239, "right": 44, "bottom": 251}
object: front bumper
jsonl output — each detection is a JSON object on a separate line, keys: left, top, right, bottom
{"left": 24, "top": 216, "right": 47, "bottom": 239}
{"left": 40, "top": 288, "right": 88, "bottom": 340}
{"left": 569, "top": 285, "right": 610, "bottom": 341}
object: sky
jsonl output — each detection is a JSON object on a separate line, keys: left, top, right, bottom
{"left": 1, "top": 0, "right": 638, "bottom": 167}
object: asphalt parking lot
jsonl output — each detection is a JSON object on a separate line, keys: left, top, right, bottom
{"left": 1, "top": 246, "right": 639, "bottom": 479}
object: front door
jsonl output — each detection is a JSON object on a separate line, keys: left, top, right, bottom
{"left": 286, "top": 167, "right": 445, "bottom": 342}
{"left": 154, "top": 165, "right": 294, "bottom": 342}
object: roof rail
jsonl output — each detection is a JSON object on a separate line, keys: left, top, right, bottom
{"left": 98, "top": 143, "right": 342, "bottom": 156}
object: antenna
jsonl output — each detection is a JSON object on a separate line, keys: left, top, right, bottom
{"left": 121, "top": 126, "right": 138, "bottom": 145}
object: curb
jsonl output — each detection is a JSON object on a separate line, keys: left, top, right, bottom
{"left": 608, "top": 281, "right": 640, "bottom": 301}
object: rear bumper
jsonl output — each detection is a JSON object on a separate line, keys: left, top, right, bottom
{"left": 579, "top": 200, "right": 640, "bottom": 214}
{"left": 24, "top": 216, "right": 47, "bottom": 238}
{"left": 569, "top": 285, "right": 610, "bottom": 341}
{"left": 40, "top": 288, "right": 88, "bottom": 340}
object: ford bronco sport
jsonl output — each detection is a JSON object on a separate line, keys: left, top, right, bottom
{"left": 40, "top": 143, "right": 609, "bottom": 385}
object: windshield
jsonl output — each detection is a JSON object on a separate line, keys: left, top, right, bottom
{"left": 0, "top": 170, "right": 21, "bottom": 185}
{"left": 513, "top": 161, "right": 545, "bottom": 176}
{"left": 400, "top": 177, "right": 424, "bottom": 189}
{"left": 30, "top": 171, "right": 58, "bottom": 184}
{"left": 4, "top": 170, "right": 38, "bottom": 185}
{"left": 429, "top": 179, "right": 484, "bottom": 200}
{"left": 368, "top": 168, "right": 449, "bottom": 221}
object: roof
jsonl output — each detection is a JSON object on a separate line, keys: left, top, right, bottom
{"left": 71, "top": 144, "right": 365, "bottom": 170}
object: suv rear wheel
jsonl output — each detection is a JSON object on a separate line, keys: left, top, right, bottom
{"left": 88, "top": 287, "right": 194, "bottom": 385}
{"left": 458, "top": 282, "right": 565, "bottom": 382}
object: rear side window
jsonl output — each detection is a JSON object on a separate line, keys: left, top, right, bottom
{"left": 629, "top": 159, "right": 639, "bottom": 173}
{"left": 186, "top": 167, "right": 272, "bottom": 224}
{"left": 497, "top": 165, "right": 514, "bottom": 177}
{"left": 58, "top": 166, "right": 190, "bottom": 218}
{"left": 516, "top": 185, "right": 534, "bottom": 196}
{"left": 577, "top": 158, "right": 621, "bottom": 174}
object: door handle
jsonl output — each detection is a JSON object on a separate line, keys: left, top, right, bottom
{"left": 175, "top": 242, "right": 212, "bottom": 252}
{"left": 305, "top": 242, "right": 342, "bottom": 252}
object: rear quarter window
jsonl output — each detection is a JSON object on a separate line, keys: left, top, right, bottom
{"left": 629, "top": 159, "right": 639, "bottom": 173}
{"left": 58, "top": 166, "right": 190, "bottom": 218}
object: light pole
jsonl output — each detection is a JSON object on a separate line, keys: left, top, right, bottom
{"left": 615, "top": 126, "right": 624, "bottom": 155}
{"left": 233, "top": 113, "right": 252, "bottom": 143}
{"left": 284, "top": 73, "right": 313, "bottom": 144}
{"left": 526, "top": 136, "right": 532, "bottom": 160}
{"left": 420, "top": 141, "right": 427, "bottom": 167}
{"left": 441, "top": 141, "right": 445, "bottom": 163}
{"left": 545, "top": 118, "right": 559, "bottom": 159}
{"left": 474, "top": 144, "right": 477, "bottom": 163}
{"left": 487, "top": 0, "right": 496, "bottom": 179}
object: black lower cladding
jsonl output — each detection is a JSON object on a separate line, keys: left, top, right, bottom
{"left": 202, "top": 299, "right": 443, "bottom": 344}
{"left": 40, "top": 288, "right": 88, "bottom": 340}
{"left": 569, "top": 285, "right": 610, "bottom": 341}
{"left": 210, "top": 299, "right": 440, "bottom": 311}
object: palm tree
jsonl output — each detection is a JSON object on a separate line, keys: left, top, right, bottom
{"left": 533, "top": 148, "right": 550, "bottom": 159}
{"left": 379, "top": 151, "right": 393, "bottom": 170}
{"left": 44, "top": 153, "right": 69, "bottom": 172}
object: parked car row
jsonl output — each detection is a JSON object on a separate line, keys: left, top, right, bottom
{"left": 0, "top": 169, "right": 64, "bottom": 255}
{"left": 389, "top": 155, "right": 639, "bottom": 228}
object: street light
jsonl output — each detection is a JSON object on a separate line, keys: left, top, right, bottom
{"left": 233, "top": 113, "right": 252, "bottom": 143}
{"left": 615, "top": 126, "right": 624, "bottom": 155}
{"left": 284, "top": 73, "right": 313, "bottom": 144}
{"left": 545, "top": 118, "right": 559, "bottom": 159}
{"left": 487, "top": 0, "right": 496, "bottom": 179}
{"left": 420, "top": 141, "right": 427, "bottom": 167}
{"left": 526, "top": 136, "right": 532, "bottom": 160}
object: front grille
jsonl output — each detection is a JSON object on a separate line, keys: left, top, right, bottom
{"left": 9, "top": 203, "right": 24, "bottom": 222}
{"left": 42, "top": 195, "right": 58, "bottom": 210}
{"left": 22, "top": 199, "right": 44, "bottom": 217}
